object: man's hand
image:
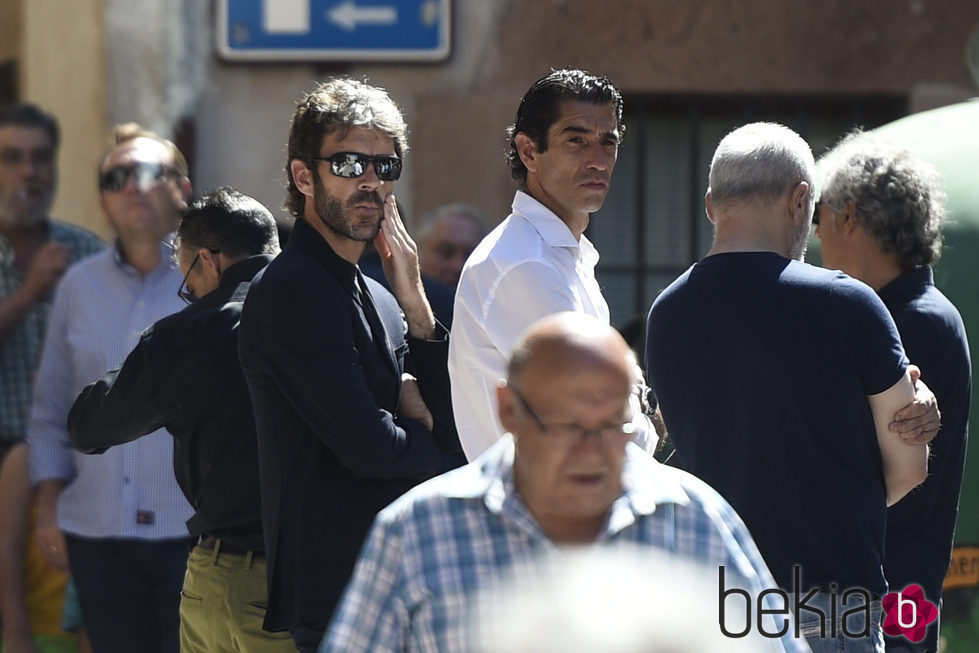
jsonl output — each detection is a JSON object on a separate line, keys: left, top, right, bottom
{"left": 375, "top": 196, "right": 437, "bottom": 338}
{"left": 34, "top": 503, "right": 69, "bottom": 573}
{"left": 22, "top": 241, "right": 70, "bottom": 302}
{"left": 889, "top": 365, "right": 941, "bottom": 445}
{"left": 33, "top": 479, "right": 69, "bottom": 572}
{"left": 399, "top": 373, "right": 434, "bottom": 432}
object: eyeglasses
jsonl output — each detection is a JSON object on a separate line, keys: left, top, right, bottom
{"left": 177, "top": 249, "right": 221, "bottom": 304}
{"left": 509, "top": 386, "right": 636, "bottom": 445}
{"left": 98, "top": 161, "right": 176, "bottom": 192}
{"left": 812, "top": 200, "right": 824, "bottom": 225}
{"left": 177, "top": 253, "right": 201, "bottom": 304}
{"left": 310, "top": 152, "right": 402, "bottom": 182}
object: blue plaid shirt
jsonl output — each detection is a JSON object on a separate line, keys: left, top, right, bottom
{"left": 0, "top": 220, "right": 103, "bottom": 443}
{"left": 321, "top": 436, "right": 809, "bottom": 652}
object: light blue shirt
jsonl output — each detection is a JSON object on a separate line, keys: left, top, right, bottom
{"left": 321, "top": 436, "right": 808, "bottom": 653}
{"left": 28, "top": 241, "right": 193, "bottom": 539}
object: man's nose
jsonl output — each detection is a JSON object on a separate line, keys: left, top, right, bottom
{"left": 357, "top": 163, "right": 384, "bottom": 190}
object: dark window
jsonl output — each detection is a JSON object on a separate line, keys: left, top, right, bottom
{"left": 588, "top": 94, "right": 907, "bottom": 340}
{"left": 0, "top": 60, "right": 16, "bottom": 104}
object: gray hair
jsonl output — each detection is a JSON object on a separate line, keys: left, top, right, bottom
{"left": 417, "top": 202, "right": 490, "bottom": 242}
{"left": 819, "top": 130, "right": 945, "bottom": 268}
{"left": 708, "top": 122, "right": 815, "bottom": 210}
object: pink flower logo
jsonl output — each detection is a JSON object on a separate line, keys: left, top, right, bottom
{"left": 881, "top": 584, "right": 938, "bottom": 643}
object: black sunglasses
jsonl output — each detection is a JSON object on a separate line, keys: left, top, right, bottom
{"left": 812, "top": 200, "right": 823, "bottom": 225}
{"left": 98, "top": 161, "right": 176, "bottom": 192}
{"left": 310, "top": 152, "right": 402, "bottom": 182}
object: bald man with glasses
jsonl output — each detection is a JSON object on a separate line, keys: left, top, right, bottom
{"left": 322, "top": 312, "right": 807, "bottom": 653}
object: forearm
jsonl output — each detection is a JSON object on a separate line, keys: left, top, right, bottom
{"left": 34, "top": 479, "right": 66, "bottom": 518}
{"left": 0, "top": 288, "right": 41, "bottom": 345}
{"left": 869, "top": 371, "right": 929, "bottom": 505}
{"left": 68, "top": 370, "right": 161, "bottom": 453}
{"left": 0, "top": 542, "right": 33, "bottom": 642}
{"left": 399, "top": 290, "right": 437, "bottom": 340}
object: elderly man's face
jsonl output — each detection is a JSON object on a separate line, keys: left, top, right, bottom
{"left": 502, "top": 347, "right": 632, "bottom": 541}
{"left": 0, "top": 125, "right": 57, "bottom": 229}
{"left": 420, "top": 214, "right": 485, "bottom": 288}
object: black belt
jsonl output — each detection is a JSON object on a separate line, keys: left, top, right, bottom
{"left": 197, "top": 534, "right": 264, "bottom": 558}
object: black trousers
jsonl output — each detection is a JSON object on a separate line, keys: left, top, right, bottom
{"left": 65, "top": 533, "right": 190, "bottom": 653}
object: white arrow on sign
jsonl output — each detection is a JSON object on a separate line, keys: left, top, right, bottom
{"left": 328, "top": 1, "right": 398, "bottom": 31}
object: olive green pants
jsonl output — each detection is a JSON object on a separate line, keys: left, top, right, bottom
{"left": 179, "top": 542, "right": 295, "bottom": 653}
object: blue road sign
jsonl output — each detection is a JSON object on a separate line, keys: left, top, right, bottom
{"left": 216, "top": 0, "right": 450, "bottom": 62}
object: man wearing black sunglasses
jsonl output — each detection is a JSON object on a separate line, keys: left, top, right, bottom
{"left": 28, "top": 123, "right": 193, "bottom": 653}
{"left": 238, "top": 78, "right": 461, "bottom": 652}
{"left": 68, "top": 186, "right": 294, "bottom": 653}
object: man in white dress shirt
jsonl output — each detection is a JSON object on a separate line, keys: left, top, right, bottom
{"left": 449, "top": 68, "right": 656, "bottom": 460}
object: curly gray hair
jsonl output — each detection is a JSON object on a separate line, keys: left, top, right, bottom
{"left": 819, "top": 130, "right": 945, "bottom": 268}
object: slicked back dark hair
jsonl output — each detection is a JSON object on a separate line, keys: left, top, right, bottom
{"left": 0, "top": 103, "right": 60, "bottom": 149}
{"left": 176, "top": 186, "right": 279, "bottom": 261}
{"left": 505, "top": 68, "right": 624, "bottom": 187}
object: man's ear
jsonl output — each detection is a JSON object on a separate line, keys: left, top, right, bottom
{"left": 198, "top": 247, "right": 217, "bottom": 270}
{"left": 788, "top": 181, "right": 810, "bottom": 221}
{"left": 840, "top": 200, "right": 859, "bottom": 234}
{"left": 178, "top": 177, "right": 193, "bottom": 204}
{"left": 704, "top": 190, "right": 717, "bottom": 225}
{"left": 290, "top": 159, "right": 315, "bottom": 197}
{"left": 514, "top": 133, "right": 539, "bottom": 175}
{"left": 497, "top": 382, "right": 517, "bottom": 435}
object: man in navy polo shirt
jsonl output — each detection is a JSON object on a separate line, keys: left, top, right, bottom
{"left": 646, "top": 122, "right": 940, "bottom": 653}
{"left": 817, "top": 131, "right": 971, "bottom": 653}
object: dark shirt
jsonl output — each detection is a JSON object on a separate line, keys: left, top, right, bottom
{"left": 880, "top": 266, "right": 971, "bottom": 651}
{"left": 238, "top": 219, "right": 460, "bottom": 631}
{"left": 646, "top": 252, "right": 907, "bottom": 595}
{"left": 67, "top": 255, "right": 273, "bottom": 551}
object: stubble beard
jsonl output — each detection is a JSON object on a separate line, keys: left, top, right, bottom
{"left": 0, "top": 192, "right": 51, "bottom": 230}
{"left": 312, "top": 170, "right": 383, "bottom": 242}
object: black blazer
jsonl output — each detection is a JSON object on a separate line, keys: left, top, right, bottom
{"left": 238, "top": 219, "right": 459, "bottom": 631}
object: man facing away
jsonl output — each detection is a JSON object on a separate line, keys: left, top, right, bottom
{"left": 0, "top": 103, "right": 103, "bottom": 465}
{"left": 28, "top": 123, "right": 194, "bottom": 653}
{"left": 67, "top": 186, "right": 295, "bottom": 652}
{"left": 816, "top": 132, "right": 971, "bottom": 653}
{"left": 238, "top": 78, "right": 461, "bottom": 652}
{"left": 645, "top": 122, "right": 936, "bottom": 653}
{"left": 450, "top": 68, "right": 657, "bottom": 461}
{"left": 321, "top": 312, "right": 808, "bottom": 653}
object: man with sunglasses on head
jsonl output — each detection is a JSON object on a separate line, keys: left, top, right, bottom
{"left": 238, "top": 78, "right": 460, "bottom": 652}
{"left": 66, "top": 186, "right": 294, "bottom": 653}
{"left": 28, "top": 123, "right": 193, "bottom": 653}
{"left": 0, "top": 103, "right": 103, "bottom": 468}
